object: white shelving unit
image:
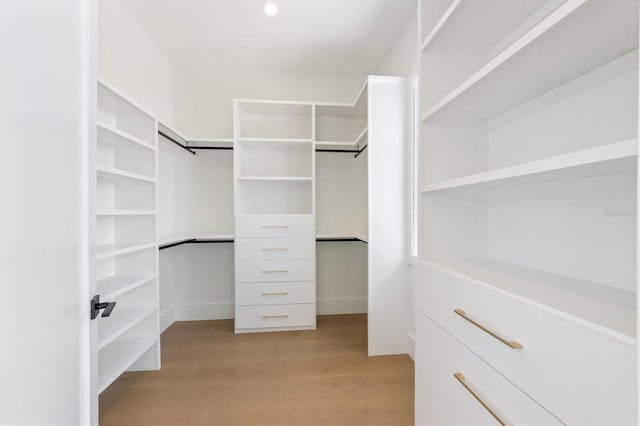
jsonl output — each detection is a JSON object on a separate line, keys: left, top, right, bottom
{"left": 234, "top": 100, "right": 317, "bottom": 333}
{"left": 96, "top": 81, "right": 160, "bottom": 394}
{"left": 415, "top": 1, "right": 638, "bottom": 425}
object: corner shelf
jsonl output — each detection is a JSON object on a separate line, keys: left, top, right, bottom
{"left": 97, "top": 165, "right": 156, "bottom": 184}
{"left": 98, "top": 122, "right": 156, "bottom": 152}
{"left": 237, "top": 176, "right": 312, "bottom": 182}
{"left": 98, "top": 275, "right": 156, "bottom": 300}
{"left": 96, "top": 242, "right": 157, "bottom": 260}
{"left": 98, "top": 306, "right": 157, "bottom": 350}
{"left": 422, "top": 139, "right": 638, "bottom": 193}
{"left": 97, "top": 210, "right": 156, "bottom": 216}
{"left": 98, "top": 336, "right": 156, "bottom": 394}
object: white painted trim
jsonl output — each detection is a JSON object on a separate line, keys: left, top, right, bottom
{"left": 317, "top": 297, "right": 368, "bottom": 315}
{"left": 407, "top": 331, "right": 416, "bottom": 361}
{"left": 160, "top": 307, "right": 175, "bottom": 333}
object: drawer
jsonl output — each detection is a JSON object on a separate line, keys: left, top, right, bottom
{"left": 416, "top": 262, "right": 637, "bottom": 425}
{"left": 236, "top": 281, "right": 315, "bottom": 306}
{"left": 416, "top": 311, "right": 561, "bottom": 426}
{"left": 236, "top": 215, "right": 314, "bottom": 238}
{"left": 235, "top": 237, "right": 315, "bottom": 260}
{"left": 236, "top": 259, "right": 315, "bottom": 283}
{"left": 235, "top": 303, "right": 316, "bottom": 331}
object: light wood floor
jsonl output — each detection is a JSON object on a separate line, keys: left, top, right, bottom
{"left": 100, "top": 314, "right": 415, "bottom": 426}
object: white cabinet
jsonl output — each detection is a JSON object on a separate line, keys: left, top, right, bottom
{"left": 234, "top": 101, "right": 316, "bottom": 333}
{"left": 95, "top": 81, "right": 160, "bottom": 393}
{"left": 416, "top": 0, "right": 639, "bottom": 423}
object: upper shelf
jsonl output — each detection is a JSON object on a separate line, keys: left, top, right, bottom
{"left": 98, "top": 122, "right": 155, "bottom": 152}
{"left": 422, "top": 0, "right": 639, "bottom": 122}
{"left": 422, "top": 139, "right": 638, "bottom": 193}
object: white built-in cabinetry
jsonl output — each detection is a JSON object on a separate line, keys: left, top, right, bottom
{"left": 96, "top": 81, "right": 160, "bottom": 394}
{"left": 233, "top": 101, "right": 317, "bottom": 332}
{"left": 415, "top": 1, "right": 638, "bottom": 424}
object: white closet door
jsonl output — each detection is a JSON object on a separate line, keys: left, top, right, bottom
{"left": 0, "top": 1, "right": 95, "bottom": 425}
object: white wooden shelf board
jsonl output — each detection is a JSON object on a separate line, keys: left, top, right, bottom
{"left": 96, "top": 242, "right": 157, "bottom": 260}
{"left": 97, "top": 210, "right": 156, "bottom": 216}
{"left": 422, "top": 139, "right": 638, "bottom": 192}
{"left": 237, "top": 137, "right": 313, "bottom": 144}
{"left": 422, "top": 0, "right": 638, "bottom": 122}
{"left": 159, "top": 233, "right": 234, "bottom": 246}
{"left": 98, "top": 275, "right": 156, "bottom": 300}
{"left": 237, "top": 176, "right": 312, "bottom": 182}
{"left": 98, "top": 122, "right": 155, "bottom": 151}
{"left": 316, "top": 233, "right": 368, "bottom": 243}
{"left": 98, "top": 336, "right": 156, "bottom": 394}
{"left": 422, "top": 258, "right": 636, "bottom": 344}
{"left": 98, "top": 306, "right": 156, "bottom": 350}
{"left": 97, "top": 165, "right": 156, "bottom": 183}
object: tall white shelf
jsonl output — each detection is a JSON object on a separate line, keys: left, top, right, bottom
{"left": 96, "top": 81, "right": 160, "bottom": 393}
{"left": 415, "top": 1, "right": 638, "bottom": 425}
{"left": 233, "top": 100, "right": 317, "bottom": 333}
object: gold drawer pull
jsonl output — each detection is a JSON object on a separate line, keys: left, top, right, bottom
{"left": 262, "top": 292, "right": 289, "bottom": 296}
{"left": 262, "top": 314, "right": 288, "bottom": 319}
{"left": 261, "top": 247, "right": 288, "bottom": 251}
{"left": 261, "top": 270, "right": 288, "bottom": 273}
{"left": 454, "top": 373, "right": 506, "bottom": 426}
{"left": 454, "top": 309, "right": 523, "bottom": 349}
{"left": 262, "top": 225, "right": 289, "bottom": 229}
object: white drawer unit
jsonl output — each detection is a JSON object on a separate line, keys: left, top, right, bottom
{"left": 417, "top": 262, "right": 637, "bottom": 425}
{"left": 235, "top": 303, "right": 316, "bottom": 331}
{"left": 416, "top": 311, "right": 562, "bottom": 426}
{"left": 235, "top": 259, "right": 315, "bottom": 283}
{"left": 235, "top": 215, "right": 314, "bottom": 238}
{"left": 236, "top": 282, "right": 315, "bottom": 306}
{"left": 235, "top": 237, "right": 315, "bottom": 260}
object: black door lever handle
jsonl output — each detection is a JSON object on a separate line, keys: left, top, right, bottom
{"left": 90, "top": 295, "right": 117, "bottom": 320}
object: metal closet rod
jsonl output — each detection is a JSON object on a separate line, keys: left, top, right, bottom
{"left": 159, "top": 238, "right": 234, "bottom": 251}
{"left": 158, "top": 130, "right": 196, "bottom": 155}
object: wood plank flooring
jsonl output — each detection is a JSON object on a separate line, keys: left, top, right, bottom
{"left": 99, "top": 314, "right": 415, "bottom": 426}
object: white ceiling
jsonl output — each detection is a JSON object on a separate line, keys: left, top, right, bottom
{"left": 120, "top": 0, "right": 415, "bottom": 75}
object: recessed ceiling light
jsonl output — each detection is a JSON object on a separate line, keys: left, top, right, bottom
{"left": 264, "top": 2, "right": 278, "bottom": 16}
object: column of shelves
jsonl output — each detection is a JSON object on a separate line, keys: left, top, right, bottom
{"left": 96, "top": 81, "right": 160, "bottom": 393}
{"left": 234, "top": 100, "right": 316, "bottom": 333}
{"left": 418, "top": 0, "right": 639, "bottom": 343}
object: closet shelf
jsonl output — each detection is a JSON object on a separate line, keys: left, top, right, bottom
{"left": 421, "top": 139, "right": 638, "bottom": 193}
{"left": 237, "top": 176, "right": 312, "bottom": 182}
{"left": 422, "top": 258, "right": 636, "bottom": 344}
{"left": 98, "top": 122, "right": 156, "bottom": 151}
{"left": 159, "top": 233, "right": 235, "bottom": 250}
{"left": 98, "top": 306, "right": 157, "bottom": 350}
{"left": 97, "top": 165, "right": 156, "bottom": 183}
{"left": 237, "top": 137, "right": 313, "bottom": 144}
{"left": 97, "top": 210, "right": 156, "bottom": 216}
{"left": 316, "top": 127, "right": 368, "bottom": 148}
{"left": 98, "top": 336, "right": 156, "bottom": 394}
{"left": 316, "top": 234, "right": 368, "bottom": 243}
{"left": 98, "top": 275, "right": 156, "bottom": 300}
{"left": 421, "top": 0, "right": 638, "bottom": 122}
{"left": 97, "top": 242, "right": 157, "bottom": 260}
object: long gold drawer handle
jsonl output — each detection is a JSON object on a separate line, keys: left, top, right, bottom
{"left": 262, "top": 292, "right": 289, "bottom": 296}
{"left": 454, "top": 309, "right": 523, "bottom": 349}
{"left": 261, "top": 270, "right": 288, "bottom": 273}
{"left": 454, "top": 373, "right": 506, "bottom": 426}
{"left": 263, "top": 314, "right": 288, "bottom": 319}
{"left": 262, "top": 225, "right": 289, "bottom": 229}
{"left": 261, "top": 248, "right": 288, "bottom": 251}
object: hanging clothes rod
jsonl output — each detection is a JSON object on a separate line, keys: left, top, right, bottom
{"left": 189, "top": 146, "right": 234, "bottom": 151}
{"left": 159, "top": 238, "right": 235, "bottom": 250}
{"left": 158, "top": 130, "right": 196, "bottom": 156}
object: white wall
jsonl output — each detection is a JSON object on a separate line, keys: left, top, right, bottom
{"left": 174, "top": 67, "right": 367, "bottom": 137}
{"left": 98, "top": 0, "right": 175, "bottom": 124}
{"left": 376, "top": 6, "right": 419, "bottom": 78}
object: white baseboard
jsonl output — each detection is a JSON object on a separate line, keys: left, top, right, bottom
{"left": 160, "top": 307, "right": 175, "bottom": 334}
{"left": 407, "top": 331, "right": 415, "bottom": 361}
{"left": 317, "top": 297, "right": 367, "bottom": 315}
{"left": 173, "top": 302, "right": 234, "bottom": 321}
